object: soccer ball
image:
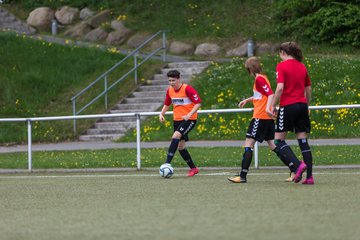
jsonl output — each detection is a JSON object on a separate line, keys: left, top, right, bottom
{"left": 159, "top": 164, "right": 174, "bottom": 178}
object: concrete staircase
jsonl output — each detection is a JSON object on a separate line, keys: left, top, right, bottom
{"left": 79, "top": 61, "right": 210, "bottom": 141}
{"left": 0, "top": 6, "right": 35, "bottom": 34}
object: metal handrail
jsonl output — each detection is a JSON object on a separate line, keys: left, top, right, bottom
{"left": 1, "top": 104, "right": 359, "bottom": 172}
{"left": 70, "top": 30, "right": 169, "bottom": 133}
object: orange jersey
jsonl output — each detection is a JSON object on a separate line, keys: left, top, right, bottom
{"left": 252, "top": 74, "right": 273, "bottom": 119}
{"left": 166, "top": 84, "right": 200, "bottom": 121}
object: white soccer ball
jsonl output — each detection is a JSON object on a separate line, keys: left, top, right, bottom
{"left": 159, "top": 164, "right": 174, "bottom": 178}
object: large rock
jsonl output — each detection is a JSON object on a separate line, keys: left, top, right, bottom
{"left": 55, "top": 6, "right": 79, "bottom": 25}
{"left": 87, "top": 10, "right": 111, "bottom": 28}
{"left": 84, "top": 27, "right": 108, "bottom": 42}
{"left": 110, "top": 20, "right": 126, "bottom": 31}
{"left": 106, "top": 28, "right": 132, "bottom": 45}
{"left": 256, "top": 43, "right": 279, "bottom": 55}
{"left": 150, "top": 38, "right": 170, "bottom": 50}
{"left": 27, "top": 7, "right": 54, "bottom": 30}
{"left": 169, "top": 41, "right": 194, "bottom": 55}
{"left": 225, "top": 42, "right": 247, "bottom": 57}
{"left": 64, "top": 21, "right": 92, "bottom": 38}
{"left": 127, "top": 33, "right": 150, "bottom": 48}
{"left": 79, "top": 8, "right": 94, "bottom": 20}
{"left": 194, "top": 43, "right": 221, "bottom": 56}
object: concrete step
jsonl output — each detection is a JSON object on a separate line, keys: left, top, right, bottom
{"left": 86, "top": 128, "right": 126, "bottom": 135}
{"left": 124, "top": 97, "right": 163, "bottom": 104}
{"left": 114, "top": 102, "right": 160, "bottom": 110}
{"left": 131, "top": 91, "right": 165, "bottom": 98}
{"left": 167, "top": 61, "right": 211, "bottom": 68}
{"left": 138, "top": 85, "right": 168, "bottom": 91}
{"left": 79, "top": 134, "right": 125, "bottom": 141}
{"left": 94, "top": 122, "right": 129, "bottom": 130}
{"left": 153, "top": 73, "right": 192, "bottom": 80}
{"left": 161, "top": 67, "right": 207, "bottom": 75}
{"left": 109, "top": 105, "right": 160, "bottom": 113}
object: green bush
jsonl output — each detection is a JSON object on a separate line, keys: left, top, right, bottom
{"left": 274, "top": 0, "right": 360, "bottom": 47}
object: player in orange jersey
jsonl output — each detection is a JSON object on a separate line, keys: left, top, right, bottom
{"left": 228, "top": 57, "right": 297, "bottom": 183}
{"left": 159, "top": 70, "right": 201, "bottom": 177}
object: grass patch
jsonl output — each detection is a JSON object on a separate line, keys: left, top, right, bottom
{"left": 0, "top": 32, "right": 164, "bottom": 143}
{"left": 0, "top": 169, "right": 359, "bottom": 240}
{"left": 0, "top": 145, "right": 359, "bottom": 169}
{"left": 122, "top": 56, "right": 360, "bottom": 141}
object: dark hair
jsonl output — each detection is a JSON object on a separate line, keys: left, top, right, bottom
{"left": 245, "top": 56, "right": 262, "bottom": 76}
{"left": 280, "top": 42, "right": 303, "bottom": 62}
{"left": 167, "top": 70, "right": 180, "bottom": 78}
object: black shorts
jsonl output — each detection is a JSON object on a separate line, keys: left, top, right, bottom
{"left": 246, "top": 118, "right": 275, "bottom": 143}
{"left": 275, "top": 103, "right": 311, "bottom": 133}
{"left": 173, "top": 120, "right": 197, "bottom": 141}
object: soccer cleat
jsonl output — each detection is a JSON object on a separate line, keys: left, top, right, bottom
{"left": 294, "top": 161, "right": 307, "bottom": 183}
{"left": 302, "top": 176, "right": 314, "bottom": 185}
{"left": 187, "top": 167, "right": 199, "bottom": 177}
{"left": 285, "top": 172, "right": 296, "bottom": 182}
{"left": 227, "top": 176, "right": 247, "bottom": 183}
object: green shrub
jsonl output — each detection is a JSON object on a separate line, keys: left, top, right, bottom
{"left": 274, "top": 0, "right": 360, "bottom": 47}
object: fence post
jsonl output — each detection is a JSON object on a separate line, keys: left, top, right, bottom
{"left": 254, "top": 141, "right": 259, "bottom": 169}
{"left": 27, "top": 119, "right": 32, "bottom": 172}
{"left": 162, "top": 31, "right": 167, "bottom": 62}
{"left": 104, "top": 75, "right": 108, "bottom": 110}
{"left": 72, "top": 100, "right": 77, "bottom": 135}
{"left": 136, "top": 114, "right": 141, "bottom": 170}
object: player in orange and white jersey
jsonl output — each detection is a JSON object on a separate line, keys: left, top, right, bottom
{"left": 159, "top": 70, "right": 201, "bottom": 177}
{"left": 228, "top": 57, "right": 296, "bottom": 183}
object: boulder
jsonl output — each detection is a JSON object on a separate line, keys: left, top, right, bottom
{"left": 169, "top": 41, "right": 194, "bottom": 55}
{"left": 150, "top": 38, "right": 170, "bottom": 50}
{"left": 225, "top": 42, "right": 247, "bottom": 57}
{"left": 26, "top": 7, "right": 54, "bottom": 30}
{"left": 87, "top": 10, "right": 111, "bottom": 28}
{"left": 127, "top": 33, "right": 150, "bottom": 48}
{"left": 55, "top": 6, "right": 79, "bottom": 25}
{"left": 256, "top": 43, "right": 279, "bottom": 55}
{"left": 64, "top": 21, "right": 92, "bottom": 38}
{"left": 110, "top": 20, "right": 126, "bottom": 31}
{"left": 194, "top": 43, "right": 221, "bottom": 56}
{"left": 106, "top": 28, "right": 132, "bottom": 45}
{"left": 80, "top": 8, "right": 94, "bottom": 20}
{"left": 84, "top": 27, "right": 108, "bottom": 42}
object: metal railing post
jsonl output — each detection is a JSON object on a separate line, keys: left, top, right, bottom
{"left": 72, "top": 100, "right": 77, "bottom": 135}
{"left": 104, "top": 75, "right": 108, "bottom": 110}
{"left": 254, "top": 142, "right": 259, "bottom": 169}
{"left": 134, "top": 54, "right": 138, "bottom": 85}
{"left": 162, "top": 31, "right": 167, "bottom": 62}
{"left": 136, "top": 114, "right": 141, "bottom": 170}
{"left": 27, "top": 119, "right": 32, "bottom": 172}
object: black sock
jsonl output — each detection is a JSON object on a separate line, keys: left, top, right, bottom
{"left": 273, "top": 147, "right": 296, "bottom": 172}
{"left": 179, "top": 148, "right": 196, "bottom": 169}
{"left": 165, "top": 138, "right": 180, "bottom": 164}
{"left": 240, "top": 147, "right": 253, "bottom": 178}
{"left": 274, "top": 139, "right": 301, "bottom": 169}
{"left": 298, "top": 138, "right": 313, "bottom": 178}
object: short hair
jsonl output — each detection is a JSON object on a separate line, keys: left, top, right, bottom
{"left": 167, "top": 70, "right": 180, "bottom": 78}
{"left": 280, "top": 42, "right": 303, "bottom": 62}
{"left": 245, "top": 56, "right": 262, "bottom": 76}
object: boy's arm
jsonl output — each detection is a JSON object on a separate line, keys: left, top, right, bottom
{"left": 183, "top": 103, "right": 201, "bottom": 121}
{"left": 159, "top": 105, "right": 170, "bottom": 122}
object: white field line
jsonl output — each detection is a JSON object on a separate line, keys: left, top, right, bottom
{"left": 0, "top": 171, "right": 359, "bottom": 179}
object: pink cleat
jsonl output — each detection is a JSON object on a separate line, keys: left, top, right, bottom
{"left": 187, "top": 168, "right": 199, "bottom": 177}
{"left": 302, "top": 176, "right": 314, "bottom": 185}
{"left": 294, "top": 161, "right": 307, "bottom": 183}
